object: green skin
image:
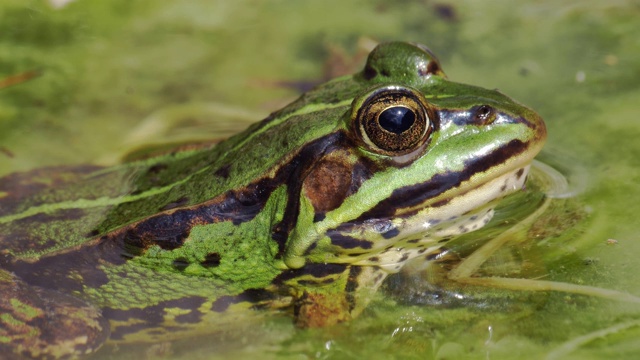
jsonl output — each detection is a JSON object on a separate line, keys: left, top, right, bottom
{"left": 0, "top": 42, "right": 546, "bottom": 358}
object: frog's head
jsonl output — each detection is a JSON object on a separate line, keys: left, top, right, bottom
{"left": 281, "top": 42, "right": 546, "bottom": 271}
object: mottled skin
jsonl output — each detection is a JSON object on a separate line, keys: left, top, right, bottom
{"left": 0, "top": 42, "right": 546, "bottom": 358}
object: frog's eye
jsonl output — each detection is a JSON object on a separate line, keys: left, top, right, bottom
{"left": 354, "top": 86, "right": 433, "bottom": 156}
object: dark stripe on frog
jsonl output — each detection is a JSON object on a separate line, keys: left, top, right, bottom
{"left": 116, "top": 196, "right": 253, "bottom": 252}
{"left": 111, "top": 131, "right": 345, "bottom": 255}
{"left": 295, "top": 278, "right": 338, "bottom": 286}
{"left": 104, "top": 296, "right": 207, "bottom": 340}
{"left": 354, "top": 139, "right": 529, "bottom": 221}
{"left": 4, "top": 230, "right": 128, "bottom": 293}
{"left": 329, "top": 233, "right": 373, "bottom": 250}
{"left": 0, "top": 208, "right": 91, "bottom": 256}
{"left": 274, "top": 263, "right": 348, "bottom": 284}
{"left": 211, "top": 288, "right": 279, "bottom": 313}
{"left": 394, "top": 186, "right": 476, "bottom": 220}
{"left": 0, "top": 165, "right": 102, "bottom": 216}
{"left": 345, "top": 265, "right": 362, "bottom": 311}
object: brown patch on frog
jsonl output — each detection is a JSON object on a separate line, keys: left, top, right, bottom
{"left": 302, "top": 147, "right": 375, "bottom": 224}
{"left": 294, "top": 291, "right": 351, "bottom": 328}
{"left": 303, "top": 155, "right": 354, "bottom": 214}
{"left": 0, "top": 271, "right": 109, "bottom": 359}
{"left": 271, "top": 132, "right": 346, "bottom": 255}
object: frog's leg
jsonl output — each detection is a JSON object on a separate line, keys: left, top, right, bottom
{"left": 446, "top": 198, "right": 640, "bottom": 303}
{"left": 0, "top": 269, "right": 109, "bottom": 358}
{"left": 288, "top": 265, "right": 388, "bottom": 328}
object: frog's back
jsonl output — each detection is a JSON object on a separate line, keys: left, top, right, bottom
{"left": 0, "top": 84, "right": 353, "bottom": 261}
{"left": 0, "top": 143, "right": 226, "bottom": 260}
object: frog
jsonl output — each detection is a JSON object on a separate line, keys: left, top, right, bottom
{"left": 0, "top": 41, "right": 547, "bottom": 359}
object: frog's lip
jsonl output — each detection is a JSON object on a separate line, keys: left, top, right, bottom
{"left": 348, "top": 164, "right": 534, "bottom": 270}
{"left": 393, "top": 165, "right": 531, "bottom": 230}
{"left": 389, "top": 137, "right": 545, "bottom": 217}
{"left": 454, "top": 138, "right": 544, "bottom": 195}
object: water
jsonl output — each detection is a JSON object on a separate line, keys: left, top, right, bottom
{"left": 1, "top": 1, "right": 640, "bottom": 358}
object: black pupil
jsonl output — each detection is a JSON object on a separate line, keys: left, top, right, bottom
{"left": 378, "top": 106, "right": 415, "bottom": 134}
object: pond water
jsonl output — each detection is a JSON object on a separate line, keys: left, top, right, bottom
{"left": 1, "top": 1, "right": 640, "bottom": 359}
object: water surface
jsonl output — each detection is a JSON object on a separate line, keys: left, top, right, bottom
{"left": 1, "top": 1, "right": 640, "bottom": 359}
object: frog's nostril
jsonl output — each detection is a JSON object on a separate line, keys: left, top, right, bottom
{"left": 472, "top": 105, "right": 495, "bottom": 124}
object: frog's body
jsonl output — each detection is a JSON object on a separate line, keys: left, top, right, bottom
{"left": 0, "top": 42, "right": 546, "bottom": 358}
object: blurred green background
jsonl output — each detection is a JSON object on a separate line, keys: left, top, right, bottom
{"left": 2, "top": 0, "right": 640, "bottom": 359}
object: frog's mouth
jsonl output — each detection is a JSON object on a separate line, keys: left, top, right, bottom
{"left": 334, "top": 165, "right": 532, "bottom": 272}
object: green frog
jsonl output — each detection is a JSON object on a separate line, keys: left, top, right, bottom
{"left": 0, "top": 42, "right": 546, "bottom": 358}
